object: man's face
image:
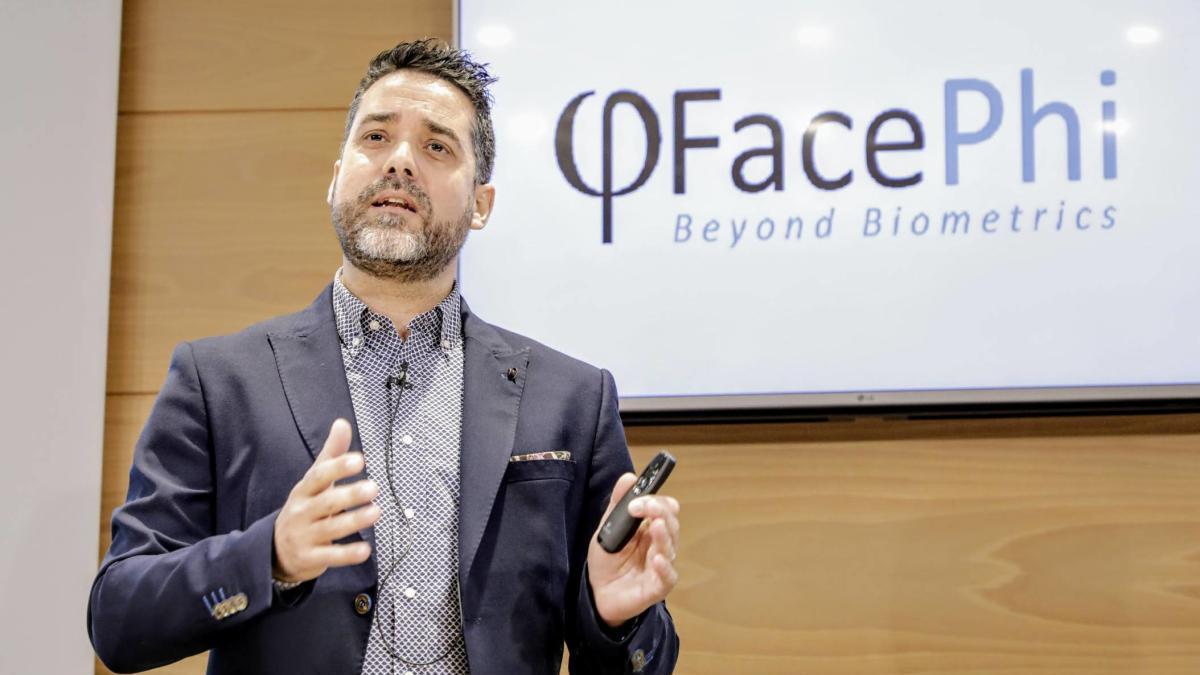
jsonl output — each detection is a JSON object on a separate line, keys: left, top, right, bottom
{"left": 328, "top": 69, "right": 494, "bottom": 281}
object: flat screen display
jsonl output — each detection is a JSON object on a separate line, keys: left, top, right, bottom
{"left": 456, "top": 0, "right": 1200, "bottom": 412}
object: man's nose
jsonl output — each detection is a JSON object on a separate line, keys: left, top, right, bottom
{"left": 385, "top": 141, "right": 417, "bottom": 178}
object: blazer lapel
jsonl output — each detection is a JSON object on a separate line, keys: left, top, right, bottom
{"left": 266, "top": 288, "right": 527, "bottom": 582}
{"left": 458, "top": 300, "right": 529, "bottom": 584}
{"left": 268, "top": 284, "right": 374, "bottom": 551}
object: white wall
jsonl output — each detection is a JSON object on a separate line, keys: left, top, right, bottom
{"left": 0, "top": 1, "right": 121, "bottom": 671}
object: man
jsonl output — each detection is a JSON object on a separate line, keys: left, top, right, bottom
{"left": 89, "top": 39, "right": 680, "bottom": 674}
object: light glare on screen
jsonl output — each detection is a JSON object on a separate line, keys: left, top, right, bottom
{"left": 794, "top": 24, "right": 833, "bottom": 47}
{"left": 1126, "top": 25, "right": 1160, "bottom": 45}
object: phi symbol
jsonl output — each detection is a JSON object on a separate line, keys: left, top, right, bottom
{"left": 554, "top": 90, "right": 661, "bottom": 244}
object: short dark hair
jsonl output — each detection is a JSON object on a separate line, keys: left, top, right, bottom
{"left": 344, "top": 38, "right": 498, "bottom": 184}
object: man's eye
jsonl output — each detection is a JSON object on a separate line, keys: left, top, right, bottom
{"left": 364, "top": 132, "right": 386, "bottom": 142}
{"left": 429, "top": 142, "right": 447, "bottom": 153}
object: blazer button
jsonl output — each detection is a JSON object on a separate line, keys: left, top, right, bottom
{"left": 354, "top": 593, "right": 372, "bottom": 616}
{"left": 631, "top": 648, "right": 647, "bottom": 672}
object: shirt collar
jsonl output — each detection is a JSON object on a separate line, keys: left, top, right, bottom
{"left": 331, "top": 269, "right": 463, "bottom": 352}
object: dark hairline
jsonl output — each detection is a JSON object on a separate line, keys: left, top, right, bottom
{"left": 341, "top": 40, "right": 497, "bottom": 185}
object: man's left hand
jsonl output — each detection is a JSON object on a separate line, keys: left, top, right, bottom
{"left": 587, "top": 473, "right": 681, "bottom": 628}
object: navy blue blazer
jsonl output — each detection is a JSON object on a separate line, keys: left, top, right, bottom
{"left": 89, "top": 285, "right": 678, "bottom": 674}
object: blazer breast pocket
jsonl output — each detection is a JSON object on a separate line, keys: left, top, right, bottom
{"left": 504, "top": 455, "right": 576, "bottom": 484}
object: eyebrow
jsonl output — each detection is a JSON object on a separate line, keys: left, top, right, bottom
{"left": 356, "top": 112, "right": 397, "bottom": 129}
{"left": 424, "top": 119, "right": 463, "bottom": 149}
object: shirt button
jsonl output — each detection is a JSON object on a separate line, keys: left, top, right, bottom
{"left": 353, "top": 593, "right": 372, "bottom": 616}
{"left": 441, "top": 339, "right": 451, "bottom": 350}
{"left": 402, "top": 671, "right": 414, "bottom": 675}
{"left": 348, "top": 372, "right": 361, "bottom": 382}
{"left": 401, "top": 435, "right": 413, "bottom": 446}
{"left": 368, "top": 319, "right": 381, "bottom": 331}
{"left": 403, "top": 507, "right": 415, "bottom": 520}
{"left": 351, "top": 337, "right": 362, "bottom": 347}
{"left": 403, "top": 587, "right": 417, "bottom": 599}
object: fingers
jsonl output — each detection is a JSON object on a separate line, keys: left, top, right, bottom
{"left": 307, "top": 479, "right": 379, "bottom": 520}
{"left": 621, "top": 495, "right": 679, "bottom": 580}
{"left": 647, "top": 520, "right": 679, "bottom": 595}
{"left": 651, "top": 548, "right": 679, "bottom": 590}
{"left": 299, "top": 431, "right": 363, "bottom": 497}
{"left": 315, "top": 503, "right": 381, "bottom": 542}
{"left": 275, "top": 420, "right": 371, "bottom": 583}
{"left": 599, "top": 472, "right": 638, "bottom": 523}
{"left": 317, "top": 418, "right": 353, "bottom": 461}
{"left": 628, "top": 494, "right": 679, "bottom": 519}
{"left": 646, "top": 517, "right": 677, "bottom": 562}
{"left": 311, "top": 541, "right": 373, "bottom": 569}
{"left": 629, "top": 494, "right": 680, "bottom": 550}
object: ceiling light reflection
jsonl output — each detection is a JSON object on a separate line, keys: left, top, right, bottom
{"left": 1126, "top": 25, "right": 1160, "bottom": 45}
{"left": 1099, "top": 118, "right": 1131, "bottom": 135}
{"left": 795, "top": 25, "right": 833, "bottom": 48}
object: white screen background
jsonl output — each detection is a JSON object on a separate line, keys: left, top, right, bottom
{"left": 458, "top": 1, "right": 1200, "bottom": 409}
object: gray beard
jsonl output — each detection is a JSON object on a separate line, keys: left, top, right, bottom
{"left": 331, "top": 184, "right": 473, "bottom": 283}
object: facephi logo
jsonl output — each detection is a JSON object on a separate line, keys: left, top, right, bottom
{"left": 555, "top": 91, "right": 661, "bottom": 244}
{"left": 555, "top": 70, "right": 1119, "bottom": 245}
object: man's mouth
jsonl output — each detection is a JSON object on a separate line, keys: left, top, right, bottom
{"left": 369, "top": 193, "right": 418, "bottom": 213}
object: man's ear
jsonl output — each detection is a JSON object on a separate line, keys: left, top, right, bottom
{"left": 327, "top": 160, "right": 341, "bottom": 206}
{"left": 470, "top": 183, "right": 496, "bottom": 231}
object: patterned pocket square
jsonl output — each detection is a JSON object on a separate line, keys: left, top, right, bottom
{"left": 509, "top": 451, "right": 572, "bottom": 462}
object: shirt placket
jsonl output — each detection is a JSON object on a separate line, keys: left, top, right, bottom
{"left": 332, "top": 278, "right": 466, "bottom": 674}
{"left": 370, "top": 319, "right": 418, "bottom": 670}
{"left": 391, "top": 325, "right": 435, "bottom": 662}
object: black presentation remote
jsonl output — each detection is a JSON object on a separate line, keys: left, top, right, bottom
{"left": 598, "top": 450, "right": 676, "bottom": 553}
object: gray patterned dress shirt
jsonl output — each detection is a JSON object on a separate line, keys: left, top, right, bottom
{"left": 332, "top": 273, "right": 469, "bottom": 675}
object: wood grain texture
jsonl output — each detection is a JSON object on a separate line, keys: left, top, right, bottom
{"left": 107, "top": 110, "right": 346, "bottom": 393}
{"left": 95, "top": 652, "right": 207, "bottom": 675}
{"left": 119, "top": 0, "right": 452, "bottom": 113}
{"left": 627, "top": 412, "right": 1200, "bottom": 445}
{"left": 626, "top": 426, "right": 1200, "bottom": 674}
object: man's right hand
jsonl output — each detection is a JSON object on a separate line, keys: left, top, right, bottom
{"left": 272, "top": 418, "right": 380, "bottom": 583}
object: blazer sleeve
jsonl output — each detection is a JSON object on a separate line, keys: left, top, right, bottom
{"left": 567, "top": 368, "right": 680, "bottom": 674}
{"left": 87, "top": 342, "right": 278, "bottom": 673}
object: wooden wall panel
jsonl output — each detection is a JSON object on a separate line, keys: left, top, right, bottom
{"left": 626, "top": 423, "right": 1200, "bottom": 674}
{"left": 108, "top": 110, "right": 345, "bottom": 393}
{"left": 119, "top": 0, "right": 453, "bottom": 112}
{"left": 96, "top": 652, "right": 206, "bottom": 675}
